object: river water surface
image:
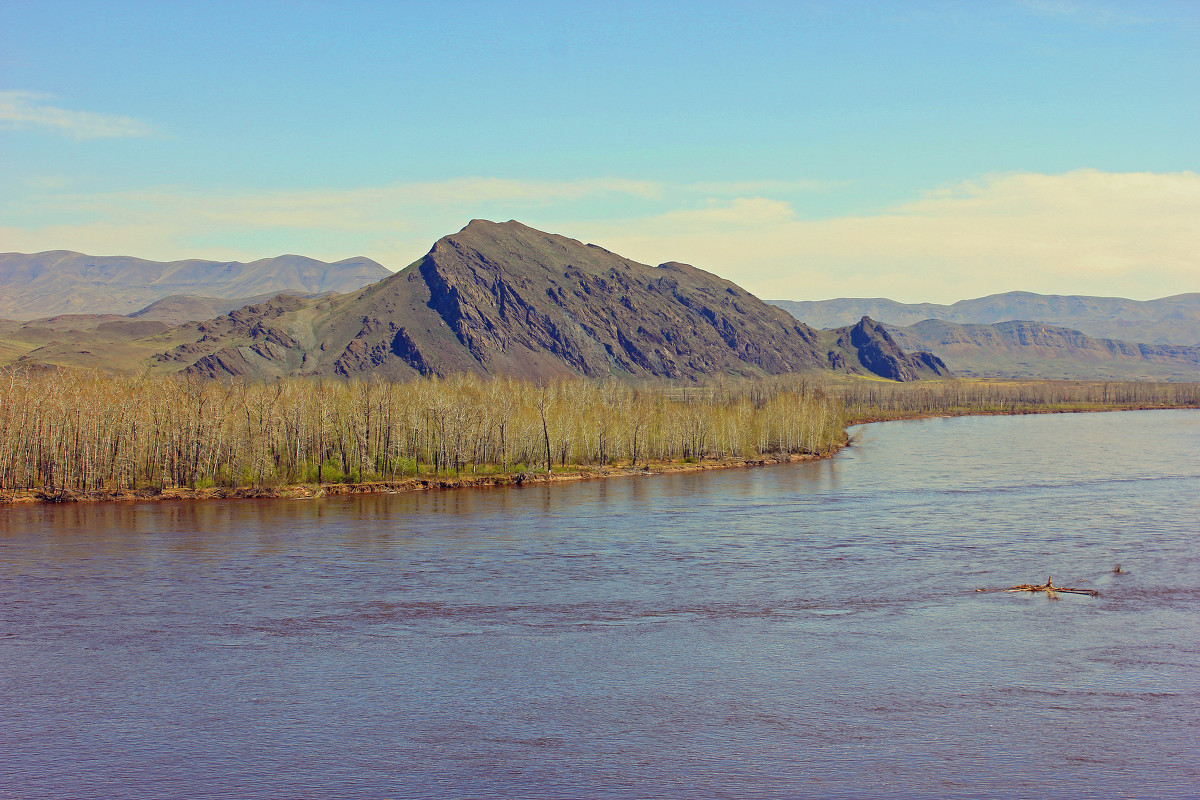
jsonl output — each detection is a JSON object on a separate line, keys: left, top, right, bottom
{"left": 2, "top": 410, "right": 1199, "bottom": 799}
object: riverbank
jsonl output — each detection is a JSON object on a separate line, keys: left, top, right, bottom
{"left": 834, "top": 378, "right": 1200, "bottom": 425}
{"left": 1, "top": 452, "right": 829, "bottom": 505}
{"left": 845, "top": 400, "right": 1200, "bottom": 425}
{"left": 5, "top": 387, "right": 1198, "bottom": 507}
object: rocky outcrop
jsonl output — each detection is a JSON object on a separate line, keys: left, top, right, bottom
{"left": 154, "top": 295, "right": 311, "bottom": 377}
{"left": 822, "top": 317, "right": 951, "bottom": 381}
{"left": 389, "top": 327, "right": 433, "bottom": 376}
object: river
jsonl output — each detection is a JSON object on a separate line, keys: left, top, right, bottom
{"left": 2, "top": 409, "right": 1198, "bottom": 799}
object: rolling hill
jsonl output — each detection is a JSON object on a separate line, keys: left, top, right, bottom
{"left": 0, "top": 251, "right": 391, "bottom": 319}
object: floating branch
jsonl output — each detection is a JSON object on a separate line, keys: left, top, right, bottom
{"left": 1003, "top": 575, "right": 1099, "bottom": 599}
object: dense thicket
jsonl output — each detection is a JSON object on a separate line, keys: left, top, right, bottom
{"left": 3, "top": 371, "right": 1195, "bottom": 496}
{"left": 0, "top": 371, "right": 843, "bottom": 493}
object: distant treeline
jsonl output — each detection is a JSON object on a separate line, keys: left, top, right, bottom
{"left": 834, "top": 379, "right": 1200, "bottom": 422}
{"left": 0, "top": 371, "right": 844, "bottom": 493}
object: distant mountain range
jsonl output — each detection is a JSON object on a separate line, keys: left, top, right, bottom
{"left": 886, "top": 319, "right": 1200, "bottom": 381}
{"left": 7, "top": 225, "right": 1195, "bottom": 382}
{"left": 770, "top": 292, "right": 1200, "bottom": 346}
{"left": 0, "top": 251, "right": 391, "bottom": 319}
{"left": 1, "top": 221, "right": 948, "bottom": 382}
{"left": 767, "top": 291, "right": 1200, "bottom": 380}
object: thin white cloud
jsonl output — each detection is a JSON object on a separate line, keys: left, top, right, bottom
{"left": 577, "top": 170, "right": 1200, "bottom": 303}
{"left": 0, "top": 90, "right": 154, "bottom": 139}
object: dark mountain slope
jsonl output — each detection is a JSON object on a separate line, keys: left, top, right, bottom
{"left": 380, "top": 220, "right": 834, "bottom": 380}
{"left": 821, "top": 317, "right": 950, "bottom": 381}
{"left": 154, "top": 220, "right": 946, "bottom": 382}
{"left": 0, "top": 250, "right": 391, "bottom": 319}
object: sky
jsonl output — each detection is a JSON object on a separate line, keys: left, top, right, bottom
{"left": 1, "top": 0, "right": 1197, "bottom": 303}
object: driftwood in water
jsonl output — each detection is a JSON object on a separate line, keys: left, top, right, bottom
{"left": 1003, "top": 575, "right": 1099, "bottom": 598}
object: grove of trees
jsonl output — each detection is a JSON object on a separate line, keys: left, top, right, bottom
{"left": 0, "top": 370, "right": 844, "bottom": 494}
{"left": 3, "top": 368, "right": 1195, "bottom": 497}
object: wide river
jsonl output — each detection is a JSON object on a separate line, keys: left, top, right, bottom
{"left": 2, "top": 410, "right": 1198, "bottom": 799}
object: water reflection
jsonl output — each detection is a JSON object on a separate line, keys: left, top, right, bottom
{"left": 1, "top": 410, "right": 1198, "bottom": 799}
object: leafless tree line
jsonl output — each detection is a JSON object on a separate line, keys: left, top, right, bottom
{"left": 5, "top": 369, "right": 1195, "bottom": 495}
{"left": 0, "top": 370, "right": 844, "bottom": 493}
{"left": 834, "top": 379, "right": 1200, "bottom": 422}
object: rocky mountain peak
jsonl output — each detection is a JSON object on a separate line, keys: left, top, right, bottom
{"left": 826, "top": 316, "right": 951, "bottom": 380}
{"left": 143, "top": 221, "right": 951, "bottom": 383}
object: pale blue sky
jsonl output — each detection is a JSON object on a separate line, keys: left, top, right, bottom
{"left": 2, "top": 0, "right": 1197, "bottom": 301}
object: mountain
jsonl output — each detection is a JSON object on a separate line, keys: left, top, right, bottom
{"left": 886, "top": 319, "right": 1200, "bottom": 381}
{"left": 770, "top": 292, "right": 1200, "bottom": 346}
{"left": 146, "top": 220, "right": 946, "bottom": 382}
{"left": 0, "top": 251, "right": 391, "bottom": 319}
{"left": 822, "top": 317, "right": 949, "bottom": 382}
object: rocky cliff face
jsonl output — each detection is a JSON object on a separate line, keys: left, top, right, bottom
{"left": 821, "top": 317, "right": 951, "bottom": 380}
{"left": 150, "top": 220, "right": 947, "bottom": 382}
{"left": 388, "top": 221, "right": 831, "bottom": 380}
{"left": 153, "top": 295, "right": 312, "bottom": 380}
